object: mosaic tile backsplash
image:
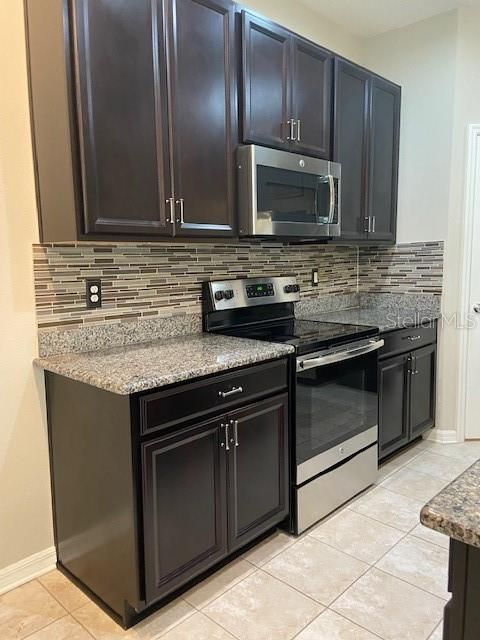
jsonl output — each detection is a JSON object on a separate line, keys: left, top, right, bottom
{"left": 33, "top": 240, "right": 443, "bottom": 332}
{"left": 359, "top": 242, "right": 444, "bottom": 295}
{"left": 33, "top": 242, "right": 358, "bottom": 329}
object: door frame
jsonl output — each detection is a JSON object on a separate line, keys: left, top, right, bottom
{"left": 457, "top": 124, "right": 480, "bottom": 441}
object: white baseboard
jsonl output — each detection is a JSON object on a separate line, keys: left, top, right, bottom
{"left": 0, "top": 547, "right": 57, "bottom": 596}
{"left": 423, "top": 429, "right": 460, "bottom": 444}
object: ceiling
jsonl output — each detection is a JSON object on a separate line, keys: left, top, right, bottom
{"left": 299, "top": 0, "right": 480, "bottom": 37}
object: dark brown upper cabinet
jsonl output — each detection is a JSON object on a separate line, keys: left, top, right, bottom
{"left": 71, "top": 0, "right": 172, "bottom": 237}
{"left": 167, "top": 0, "right": 236, "bottom": 236}
{"left": 334, "top": 58, "right": 401, "bottom": 244}
{"left": 26, "top": 0, "right": 236, "bottom": 241}
{"left": 242, "top": 11, "right": 333, "bottom": 159}
{"left": 367, "top": 76, "right": 401, "bottom": 242}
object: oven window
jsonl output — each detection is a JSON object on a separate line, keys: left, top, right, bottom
{"left": 296, "top": 351, "right": 378, "bottom": 466}
{"left": 257, "top": 165, "right": 337, "bottom": 224}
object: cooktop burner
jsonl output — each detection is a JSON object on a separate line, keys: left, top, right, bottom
{"left": 222, "top": 319, "right": 378, "bottom": 355}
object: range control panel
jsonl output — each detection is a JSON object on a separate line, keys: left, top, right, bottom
{"left": 207, "top": 276, "right": 300, "bottom": 311}
{"left": 246, "top": 282, "right": 275, "bottom": 298}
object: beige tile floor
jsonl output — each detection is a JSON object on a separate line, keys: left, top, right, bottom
{"left": 2, "top": 438, "right": 478, "bottom": 640}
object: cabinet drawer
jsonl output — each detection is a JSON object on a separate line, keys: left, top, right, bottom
{"left": 380, "top": 324, "right": 437, "bottom": 359}
{"left": 139, "top": 359, "right": 288, "bottom": 436}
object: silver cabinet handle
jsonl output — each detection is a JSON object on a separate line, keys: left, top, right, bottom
{"left": 165, "top": 197, "right": 175, "bottom": 224}
{"left": 297, "top": 119, "right": 301, "bottom": 142}
{"left": 218, "top": 386, "right": 243, "bottom": 399}
{"left": 372, "top": 216, "right": 376, "bottom": 233}
{"left": 175, "top": 198, "right": 185, "bottom": 224}
{"left": 407, "top": 335, "right": 422, "bottom": 342}
{"left": 287, "top": 119, "right": 297, "bottom": 141}
{"left": 224, "top": 423, "right": 230, "bottom": 451}
{"left": 231, "top": 419, "right": 239, "bottom": 447}
{"left": 364, "top": 216, "right": 371, "bottom": 233}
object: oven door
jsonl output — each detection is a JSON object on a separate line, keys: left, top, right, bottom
{"left": 238, "top": 145, "right": 341, "bottom": 238}
{"left": 296, "top": 339, "right": 383, "bottom": 484}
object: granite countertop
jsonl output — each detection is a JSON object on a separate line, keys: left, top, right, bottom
{"left": 420, "top": 460, "right": 480, "bottom": 548}
{"left": 34, "top": 334, "right": 294, "bottom": 395}
{"left": 300, "top": 307, "right": 440, "bottom": 333}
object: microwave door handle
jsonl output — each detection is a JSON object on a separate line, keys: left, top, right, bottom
{"left": 327, "top": 174, "right": 335, "bottom": 224}
{"left": 297, "top": 339, "right": 385, "bottom": 372}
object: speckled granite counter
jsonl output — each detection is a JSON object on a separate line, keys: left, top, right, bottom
{"left": 301, "top": 307, "right": 440, "bottom": 332}
{"left": 34, "top": 334, "right": 294, "bottom": 395}
{"left": 420, "top": 460, "right": 480, "bottom": 548}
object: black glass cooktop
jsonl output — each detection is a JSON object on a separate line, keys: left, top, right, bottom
{"left": 222, "top": 319, "right": 378, "bottom": 356}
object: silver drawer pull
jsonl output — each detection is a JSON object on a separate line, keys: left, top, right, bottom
{"left": 218, "top": 386, "right": 243, "bottom": 399}
{"left": 407, "top": 335, "right": 422, "bottom": 341}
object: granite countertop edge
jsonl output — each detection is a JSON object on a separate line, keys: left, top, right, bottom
{"left": 34, "top": 334, "right": 295, "bottom": 396}
{"left": 420, "top": 460, "right": 480, "bottom": 548}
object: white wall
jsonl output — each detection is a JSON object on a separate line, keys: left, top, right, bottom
{"left": 437, "top": 6, "right": 480, "bottom": 435}
{"left": 362, "top": 11, "right": 458, "bottom": 244}
{"left": 0, "top": 1, "right": 54, "bottom": 569}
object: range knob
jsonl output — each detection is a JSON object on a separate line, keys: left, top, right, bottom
{"left": 284, "top": 284, "right": 299, "bottom": 293}
{"left": 214, "top": 291, "right": 224, "bottom": 301}
{"left": 224, "top": 289, "right": 234, "bottom": 300}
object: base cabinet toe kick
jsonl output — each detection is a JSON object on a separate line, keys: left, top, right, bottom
{"left": 45, "top": 358, "right": 291, "bottom": 628}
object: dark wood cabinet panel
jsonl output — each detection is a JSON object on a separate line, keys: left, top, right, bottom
{"left": 367, "top": 77, "right": 401, "bottom": 242}
{"left": 71, "top": 0, "right": 171, "bottom": 236}
{"left": 333, "top": 59, "right": 400, "bottom": 244}
{"left": 410, "top": 344, "right": 436, "bottom": 439}
{"left": 291, "top": 38, "right": 332, "bottom": 158}
{"left": 142, "top": 418, "right": 228, "bottom": 603}
{"left": 168, "top": 0, "right": 236, "bottom": 236}
{"left": 242, "top": 12, "right": 291, "bottom": 149}
{"left": 378, "top": 354, "right": 410, "bottom": 459}
{"left": 333, "top": 59, "right": 370, "bottom": 241}
{"left": 227, "top": 395, "right": 289, "bottom": 551}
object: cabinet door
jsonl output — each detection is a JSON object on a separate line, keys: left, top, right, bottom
{"left": 168, "top": 0, "right": 236, "bottom": 236}
{"left": 71, "top": 0, "right": 171, "bottom": 236}
{"left": 142, "top": 418, "right": 228, "bottom": 603}
{"left": 227, "top": 395, "right": 289, "bottom": 551}
{"left": 333, "top": 59, "right": 370, "bottom": 241}
{"left": 410, "top": 345, "right": 436, "bottom": 439}
{"left": 242, "top": 12, "right": 291, "bottom": 149}
{"left": 378, "top": 354, "right": 410, "bottom": 460}
{"left": 367, "top": 77, "right": 401, "bottom": 242}
{"left": 291, "top": 37, "right": 332, "bottom": 158}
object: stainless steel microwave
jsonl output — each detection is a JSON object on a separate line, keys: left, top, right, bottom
{"left": 237, "top": 145, "right": 341, "bottom": 239}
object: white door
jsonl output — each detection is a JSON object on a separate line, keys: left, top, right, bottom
{"left": 460, "top": 125, "right": 480, "bottom": 439}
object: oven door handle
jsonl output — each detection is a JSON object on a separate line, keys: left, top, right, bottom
{"left": 297, "top": 339, "right": 384, "bottom": 372}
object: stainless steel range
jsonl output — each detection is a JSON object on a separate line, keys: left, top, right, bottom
{"left": 203, "top": 276, "right": 383, "bottom": 534}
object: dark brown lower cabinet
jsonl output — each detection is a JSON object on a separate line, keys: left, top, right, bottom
{"left": 379, "top": 334, "right": 436, "bottom": 460}
{"left": 378, "top": 354, "right": 410, "bottom": 459}
{"left": 410, "top": 344, "right": 437, "bottom": 439}
{"left": 227, "top": 396, "right": 289, "bottom": 551}
{"left": 142, "top": 393, "right": 289, "bottom": 604}
{"left": 45, "top": 358, "right": 290, "bottom": 628}
{"left": 142, "top": 418, "right": 228, "bottom": 603}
